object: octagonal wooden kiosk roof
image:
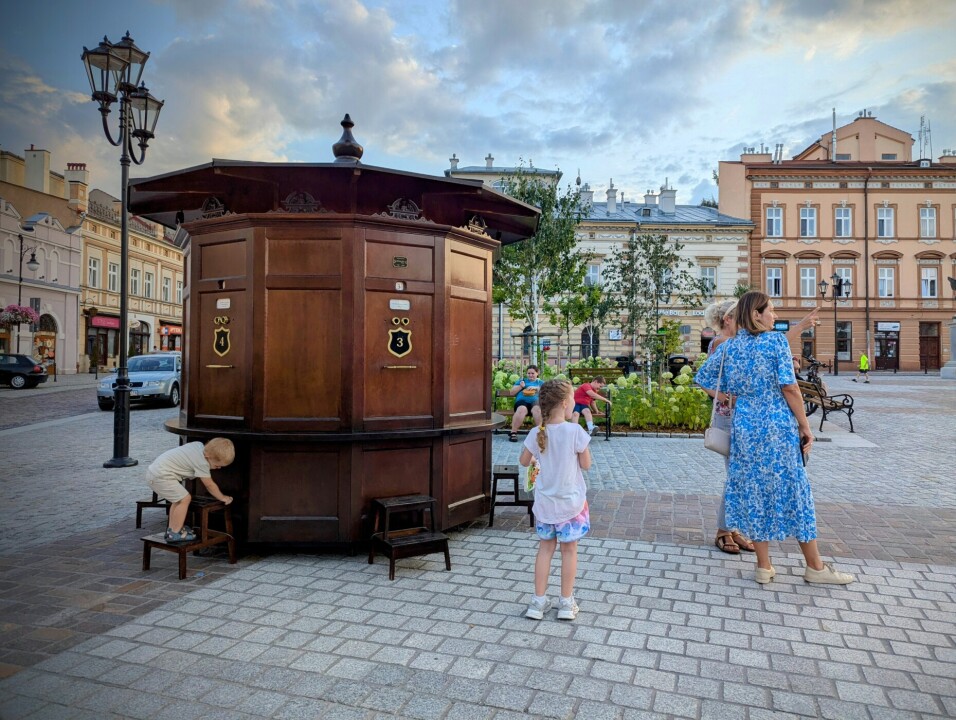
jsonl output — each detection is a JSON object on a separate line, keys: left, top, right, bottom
{"left": 127, "top": 158, "right": 541, "bottom": 244}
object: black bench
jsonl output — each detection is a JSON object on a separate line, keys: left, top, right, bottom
{"left": 797, "top": 380, "right": 854, "bottom": 432}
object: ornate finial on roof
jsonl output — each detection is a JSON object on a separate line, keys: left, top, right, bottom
{"left": 576, "top": 169, "right": 581, "bottom": 186}
{"left": 332, "top": 114, "right": 364, "bottom": 164}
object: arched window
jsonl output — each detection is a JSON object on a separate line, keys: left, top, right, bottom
{"left": 581, "top": 328, "right": 599, "bottom": 359}
{"left": 38, "top": 314, "right": 58, "bottom": 332}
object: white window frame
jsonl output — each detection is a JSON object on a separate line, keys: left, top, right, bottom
{"left": 87, "top": 257, "right": 100, "bottom": 288}
{"left": 834, "top": 207, "right": 852, "bottom": 237}
{"left": 765, "top": 206, "right": 782, "bottom": 237}
{"left": 700, "top": 266, "right": 717, "bottom": 298}
{"left": 176, "top": 280, "right": 183, "bottom": 304}
{"left": 800, "top": 266, "right": 817, "bottom": 298}
{"left": 144, "top": 271, "right": 154, "bottom": 299}
{"left": 766, "top": 266, "right": 782, "bottom": 297}
{"left": 799, "top": 207, "right": 817, "bottom": 237}
{"left": 921, "top": 267, "right": 938, "bottom": 298}
{"left": 107, "top": 262, "right": 118, "bottom": 292}
{"left": 130, "top": 268, "right": 141, "bottom": 296}
{"left": 919, "top": 207, "right": 937, "bottom": 238}
{"left": 878, "top": 267, "right": 895, "bottom": 298}
{"left": 834, "top": 266, "right": 853, "bottom": 297}
{"left": 584, "top": 264, "right": 602, "bottom": 287}
{"left": 877, "top": 207, "right": 895, "bottom": 238}
{"left": 162, "top": 277, "right": 171, "bottom": 302}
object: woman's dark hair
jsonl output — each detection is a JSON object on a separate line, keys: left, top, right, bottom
{"left": 735, "top": 290, "right": 771, "bottom": 334}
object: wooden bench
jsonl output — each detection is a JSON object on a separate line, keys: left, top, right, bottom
{"left": 797, "top": 380, "right": 855, "bottom": 433}
{"left": 494, "top": 386, "right": 613, "bottom": 441}
{"left": 493, "top": 389, "right": 537, "bottom": 435}
{"left": 368, "top": 495, "right": 450, "bottom": 580}
{"left": 141, "top": 496, "right": 237, "bottom": 579}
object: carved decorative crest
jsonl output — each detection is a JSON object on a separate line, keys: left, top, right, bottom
{"left": 462, "top": 214, "right": 489, "bottom": 236}
{"left": 281, "top": 191, "right": 322, "bottom": 213}
{"left": 200, "top": 197, "right": 227, "bottom": 219}
{"left": 386, "top": 198, "right": 422, "bottom": 221}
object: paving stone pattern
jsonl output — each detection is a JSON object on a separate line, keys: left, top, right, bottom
{"left": 0, "top": 374, "right": 953, "bottom": 718}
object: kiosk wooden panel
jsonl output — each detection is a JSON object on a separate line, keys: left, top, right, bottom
{"left": 129, "top": 122, "right": 538, "bottom": 547}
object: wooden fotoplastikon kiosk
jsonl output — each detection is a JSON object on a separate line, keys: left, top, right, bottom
{"left": 128, "top": 116, "right": 539, "bottom": 546}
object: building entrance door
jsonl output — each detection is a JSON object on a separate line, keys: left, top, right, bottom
{"left": 874, "top": 322, "right": 900, "bottom": 371}
{"left": 919, "top": 322, "right": 941, "bottom": 371}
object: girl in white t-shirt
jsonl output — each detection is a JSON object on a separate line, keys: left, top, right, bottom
{"left": 519, "top": 379, "right": 593, "bottom": 621}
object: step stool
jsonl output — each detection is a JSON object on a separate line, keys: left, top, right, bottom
{"left": 142, "top": 496, "right": 237, "bottom": 580}
{"left": 368, "top": 494, "right": 450, "bottom": 580}
{"left": 135, "top": 492, "right": 170, "bottom": 528}
{"left": 489, "top": 464, "right": 534, "bottom": 528}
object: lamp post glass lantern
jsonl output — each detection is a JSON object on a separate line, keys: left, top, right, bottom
{"left": 82, "top": 31, "right": 164, "bottom": 468}
{"left": 818, "top": 273, "right": 851, "bottom": 376}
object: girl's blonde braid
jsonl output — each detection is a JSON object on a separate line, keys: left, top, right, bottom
{"left": 536, "top": 379, "right": 573, "bottom": 454}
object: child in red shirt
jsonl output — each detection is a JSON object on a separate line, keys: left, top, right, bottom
{"left": 571, "top": 376, "right": 612, "bottom": 435}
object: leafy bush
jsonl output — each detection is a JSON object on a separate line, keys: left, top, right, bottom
{"left": 607, "top": 364, "right": 711, "bottom": 431}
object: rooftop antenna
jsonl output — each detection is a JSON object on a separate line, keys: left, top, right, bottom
{"left": 831, "top": 108, "right": 837, "bottom": 163}
{"left": 919, "top": 116, "right": 933, "bottom": 159}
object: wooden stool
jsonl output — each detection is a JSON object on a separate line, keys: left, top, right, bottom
{"left": 135, "top": 492, "right": 169, "bottom": 528}
{"left": 489, "top": 464, "right": 534, "bottom": 528}
{"left": 368, "top": 495, "right": 450, "bottom": 580}
{"left": 142, "top": 497, "right": 237, "bottom": 580}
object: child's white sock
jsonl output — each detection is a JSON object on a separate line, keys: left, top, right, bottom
{"left": 587, "top": 422, "right": 595, "bottom": 431}
{"left": 532, "top": 594, "right": 547, "bottom": 604}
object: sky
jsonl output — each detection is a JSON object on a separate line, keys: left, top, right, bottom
{"left": 2, "top": 0, "right": 955, "bottom": 208}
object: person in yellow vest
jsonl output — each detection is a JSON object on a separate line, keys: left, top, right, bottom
{"left": 853, "top": 353, "right": 870, "bottom": 383}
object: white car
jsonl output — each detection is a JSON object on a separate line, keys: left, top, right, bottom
{"left": 97, "top": 351, "right": 181, "bottom": 410}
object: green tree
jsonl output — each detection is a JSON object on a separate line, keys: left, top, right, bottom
{"left": 493, "top": 166, "right": 591, "bottom": 359}
{"left": 604, "top": 233, "right": 710, "bottom": 363}
{"left": 546, "top": 284, "right": 615, "bottom": 365}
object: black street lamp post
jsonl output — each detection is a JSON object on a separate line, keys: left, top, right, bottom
{"left": 14, "top": 233, "right": 40, "bottom": 353}
{"left": 818, "top": 273, "right": 852, "bottom": 377}
{"left": 82, "top": 32, "right": 164, "bottom": 468}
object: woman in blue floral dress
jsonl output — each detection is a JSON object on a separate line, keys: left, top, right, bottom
{"left": 696, "top": 291, "right": 854, "bottom": 586}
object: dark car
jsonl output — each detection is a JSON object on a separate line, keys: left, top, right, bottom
{"left": 97, "top": 351, "right": 181, "bottom": 410}
{"left": 0, "top": 353, "right": 49, "bottom": 389}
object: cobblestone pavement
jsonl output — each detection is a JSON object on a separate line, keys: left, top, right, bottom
{"left": 0, "top": 374, "right": 101, "bottom": 431}
{"left": 0, "top": 374, "right": 954, "bottom": 718}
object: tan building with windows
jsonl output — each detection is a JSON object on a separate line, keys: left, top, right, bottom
{"left": 81, "top": 189, "right": 184, "bottom": 371}
{"left": 0, "top": 147, "right": 86, "bottom": 373}
{"left": 446, "top": 155, "right": 752, "bottom": 363}
{"left": 719, "top": 115, "right": 956, "bottom": 372}
{"left": 574, "top": 182, "right": 752, "bottom": 360}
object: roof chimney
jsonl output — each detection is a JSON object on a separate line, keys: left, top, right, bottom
{"left": 25, "top": 147, "right": 51, "bottom": 195}
{"left": 579, "top": 182, "right": 593, "bottom": 205}
{"left": 485, "top": 153, "right": 494, "bottom": 168}
{"left": 65, "top": 162, "right": 90, "bottom": 213}
{"left": 606, "top": 179, "right": 617, "bottom": 214}
{"left": 449, "top": 153, "right": 458, "bottom": 170}
{"left": 644, "top": 189, "right": 657, "bottom": 206}
{"left": 659, "top": 179, "right": 676, "bottom": 214}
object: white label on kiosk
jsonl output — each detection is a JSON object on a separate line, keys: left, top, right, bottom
{"left": 389, "top": 299, "right": 411, "bottom": 311}
{"left": 216, "top": 298, "right": 231, "bottom": 309}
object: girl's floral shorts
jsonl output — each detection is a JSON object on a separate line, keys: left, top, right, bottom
{"left": 535, "top": 502, "right": 590, "bottom": 543}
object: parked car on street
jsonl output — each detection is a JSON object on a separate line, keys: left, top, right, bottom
{"left": 97, "top": 351, "right": 181, "bottom": 410}
{"left": 0, "top": 353, "right": 49, "bottom": 389}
